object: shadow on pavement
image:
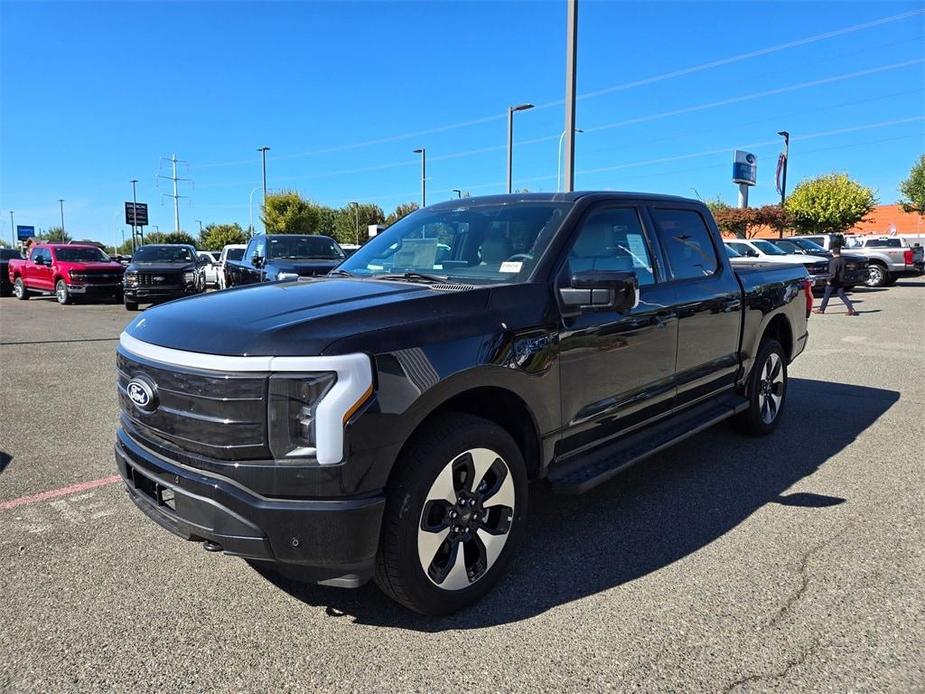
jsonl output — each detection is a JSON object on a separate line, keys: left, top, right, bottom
{"left": 254, "top": 378, "right": 898, "bottom": 631}
{"left": 0, "top": 452, "right": 11, "bottom": 474}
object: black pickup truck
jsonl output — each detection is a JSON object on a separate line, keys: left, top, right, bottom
{"left": 224, "top": 233, "right": 346, "bottom": 287}
{"left": 122, "top": 244, "right": 207, "bottom": 311}
{"left": 114, "top": 193, "right": 811, "bottom": 615}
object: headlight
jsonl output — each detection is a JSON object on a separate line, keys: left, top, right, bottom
{"left": 69, "top": 272, "right": 86, "bottom": 282}
{"left": 184, "top": 271, "right": 196, "bottom": 282}
{"left": 277, "top": 272, "right": 299, "bottom": 281}
{"left": 124, "top": 272, "right": 138, "bottom": 287}
{"left": 268, "top": 373, "right": 337, "bottom": 459}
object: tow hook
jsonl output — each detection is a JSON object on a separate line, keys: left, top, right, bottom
{"left": 202, "top": 540, "right": 223, "bottom": 552}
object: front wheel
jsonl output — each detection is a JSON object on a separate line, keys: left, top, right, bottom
{"left": 13, "top": 278, "right": 29, "bottom": 300}
{"left": 865, "top": 264, "right": 889, "bottom": 287}
{"left": 375, "top": 413, "right": 528, "bottom": 615}
{"left": 55, "top": 279, "right": 72, "bottom": 305}
{"left": 124, "top": 300, "right": 138, "bottom": 311}
{"left": 734, "top": 338, "right": 788, "bottom": 436}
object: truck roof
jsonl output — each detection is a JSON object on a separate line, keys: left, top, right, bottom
{"left": 427, "top": 191, "right": 698, "bottom": 210}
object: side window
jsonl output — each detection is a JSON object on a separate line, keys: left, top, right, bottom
{"left": 728, "top": 242, "right": 756, "bottom": 258}
{"left": 566, "top": 207, "right": 655, "bottom": 286}
{"left": 652, "top": 209, "right": 719, "bottom": 279}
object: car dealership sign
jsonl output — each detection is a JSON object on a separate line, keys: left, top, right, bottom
{"left": 732, "top": 150, "right": 757, "bottom": 186}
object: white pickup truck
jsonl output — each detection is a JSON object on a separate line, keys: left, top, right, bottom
{"left": 215, "top": 244, "right": 247, "bottom": 290}
{"left": 805, "top": 234, "right": 925, "bottom": 287}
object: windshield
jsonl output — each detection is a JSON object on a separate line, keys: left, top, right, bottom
{"left": 55, "top": 247, "right": 110, "bottom": 262}
{"left": 792, "top": 238, "right": 826, "bottom": 252}
{"left": 133, "top": 245, "right": 195, "bottom": 263}
{"left": 267, "top": 235, "right": 344, "bottom": 260}
{"left": 724, "top": 244, "right": 743, "bottom": 258}
{"left": 752, "top": 240, "right": 787, "bottom": 255}
{"left": 337, "top": 202, "right": 571, "bottom": 283}
{"left": 226, "top": 248, "right": 245, "bottom": 261}
{"left": 772, "top": 240, "right": 800, "bottom": 253}
{"left": 0, "top": 249, "right": 23, "bottom": 260}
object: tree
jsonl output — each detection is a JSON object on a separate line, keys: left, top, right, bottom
{"left": 786, "top": 173, "right": 877, "bottom": 235}
{"left": 385, "top": 202, "right": 419, "bottom": 226}
{"left": 140, "top": 231, "right": 168, "bottom": 245}
{"left": 44, "top": 226, "right": 71, "bottom": 243}
{"left": 162, "top": 231, "right": 197, "bottom": 246}
{"left": 262, "top": 190, "right": 321, "bottom": 234}
{"left": 333, "top": 203, "right": 385, "bottom": 244}
{"left": 199, "top": 223, "right": 247, "bottom": 251}
{"left": 898, "top": 154, "right": 925, "bottom": 214}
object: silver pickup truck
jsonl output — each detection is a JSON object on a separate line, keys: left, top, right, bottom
{"left": 802, "top": 234, "right": 925, "bottom": 287}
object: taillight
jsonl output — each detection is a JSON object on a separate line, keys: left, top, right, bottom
{"left": 803, "top": 279, "right": 814, "bottom": 318}
{"left": 903, "top": 249, "right": 914, "bottom": 265}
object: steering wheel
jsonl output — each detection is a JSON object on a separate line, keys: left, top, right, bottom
{"left": 504, "top": 253, "right": 534, "bottom": 263}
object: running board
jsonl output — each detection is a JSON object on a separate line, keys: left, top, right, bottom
{"left": 548, "top": 394, "right": 749, "bottom": 495}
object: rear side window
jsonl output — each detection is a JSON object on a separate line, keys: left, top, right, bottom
{"left": 652, "top": 209, "right": 719, "bottom": 279}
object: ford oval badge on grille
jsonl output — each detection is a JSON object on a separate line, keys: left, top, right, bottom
{"left": 126, "top": 378, "right": 157, "bottom": 413}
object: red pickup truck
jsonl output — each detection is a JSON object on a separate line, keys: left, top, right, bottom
{"left": 8, "top": 243, "right": 125, "bottom": 304}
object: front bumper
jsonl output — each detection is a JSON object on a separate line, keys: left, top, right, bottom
{"left": 68, "top": 282, "right": 123, "bottom": 295}
{"left": 123, "top": 285, "right": 197, "bottom": 302}
{"left": 115, "top": 428, "right": 385, "bottom": 583}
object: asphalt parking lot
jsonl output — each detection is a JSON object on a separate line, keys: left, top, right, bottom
{"left": 1, "top": 281, "right": 923, "bottom": 692}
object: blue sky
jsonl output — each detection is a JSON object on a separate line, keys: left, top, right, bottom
{"left": 1, "top": 0, "right": 923, "bottom": 247}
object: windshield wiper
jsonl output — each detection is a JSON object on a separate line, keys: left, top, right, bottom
{"left": 328, "top": 269, "right": 354, "bottom": 277}
{"left": 376, "top": 272, "right": 448, "bottom": 284}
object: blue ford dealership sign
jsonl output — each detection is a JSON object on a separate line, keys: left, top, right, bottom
{"left": 732, "top": 150, "right": 757, "bottom": 186}
{"left": 16, "top": 225, "right": 35, "bottom": 240}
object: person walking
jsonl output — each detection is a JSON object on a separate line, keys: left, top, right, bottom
{"left": 815, "top": 244, "right": 858, "bottom": 315}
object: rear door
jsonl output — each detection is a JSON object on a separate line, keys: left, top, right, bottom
{"left": 647, "top": 205, "right": 742, "bottom": 409}
{"left": 557, "top": 204, "right": 678, "bottom": 456}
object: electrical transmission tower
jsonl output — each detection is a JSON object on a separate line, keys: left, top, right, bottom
{"left": 156, "top": 154, "right": 193, "bottom": 233}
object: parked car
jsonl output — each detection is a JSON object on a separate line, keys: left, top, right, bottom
{"left": 723, "top": 238, "right": 829, "bottom": 287}
{"left": 8, "top": 243, "right": 125, "bottom": 304}
{"left": 340, "top": 243, "right": 361, "bottom": 258}
{"left": 0, "top": 248, "right": 24, "bottom": 296}
{"left": 803, "top": 233, "right": 925, "bottom": 287}
{"left": 114, "top": 192, "right": 810, "bottom": 615}
{"left": 122, "top": 244, "right": 206, "bottom": 311}
{"left": 758, "top": 237, "right": 868, "bottom": 288}
{"left": 216, "top": 244, "right": 247, "bottom": 290}
{"left": 197, "top": 251, "right": 221, "bottom": 288}
{"left": 224, "top": 234, "right": 345, "bottom": 287}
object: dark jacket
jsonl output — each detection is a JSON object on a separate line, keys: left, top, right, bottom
{"left": 828, "top": 256, "right": 848, "bottom": 288}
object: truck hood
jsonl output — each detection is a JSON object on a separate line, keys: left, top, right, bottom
{"left": 56, "top": 260, "right": 124, "bottom": 271}
{"left": 124, "top": 277, "right": 492, "bottom": 356}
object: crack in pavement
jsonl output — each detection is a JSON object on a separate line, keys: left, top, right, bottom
{"left": 723, "top": 636, "right": 822, "bottom": 693}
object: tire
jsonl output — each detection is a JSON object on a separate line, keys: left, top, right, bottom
{"left": 375, "top": 413, "right": 528, "bottom": 615}
{"left": 865, "top": 263, "right": 889, "bottom": 287}
{"left": 55, "top": 279, "right": 72, "bottom": 305}
{"left": 124, "top": 300, "right": 139, "bottom": 311}
{"left": 733, "top": 338, "right": 788, "bottom": 436}
{"left": 13, "top": 278, "right": 28, "bottom": 300}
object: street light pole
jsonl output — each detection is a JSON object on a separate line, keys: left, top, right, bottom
{"left": 195, "top": 219, "right": 203, "bottom": 234}
{"left": 58, "top": 199, "right": 65, "bottom": 234}
{"left": 506, "top": 103, "right": 534, "bottom": 194}
{"left": 452, "top": 189, "right": 463, "bottom": 199}
{"left": 413, "top": 148, "right": 426, "bottom": 207}
{"left": 562, "top": 0, "right": 579, "bottom": 192}
{"left": 776, "top": 130, "right": 790, "bottom": 239}
{"left": 349, "top": 201, "right": 360, "bottom": 244}
{"left": 258, "top": 146, "right": 270, "bottom": 206}
{"left": 9, "top": 210, "right": 14, "bottom": 247}
{"left": 557, "top": 127, "right": 583, "bottom": 192}
{"left": 130, "top": 179, "right": 139, "bottom": 252}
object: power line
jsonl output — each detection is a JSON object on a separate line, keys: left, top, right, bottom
{"left": 195, "top": 7, "right": 924, "bottom": 170}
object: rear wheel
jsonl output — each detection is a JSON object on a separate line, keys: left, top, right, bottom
{"left": 375, "top": 413, "right": 528, "bottom": 615}
{"left": 55, "top": 279, "right": 72, "bottom": 305}
{"left": 865, "top": 263, "right": 889, "bottom": 287}
{"left": 13, "top": 278, "right": 28, "bottom": 300}
{"left": 734, "top": 338, "right": 787, "bottom": 436}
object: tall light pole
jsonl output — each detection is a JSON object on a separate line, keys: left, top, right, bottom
{"left": 58, "top": 199, "right": 65, "bottom": 233}
{"left": 248, "top": 185, "right": 263, "bottom": 236}
{"left": 562, "top": 0, "right": 579, "bottom": 192}
{"left": 413, "top": 148, "right": 426, "bottom": 207}
{"left": 349, "top": 201, "right": 360, "bottom": 244}
{"left": 557, "top": 127, "right": 583, "bottom": 192}
{"left": 195, "top": 219, "right": 203, "bottom": 233}
{"left": 9, "top": 210, "right": 14, "bottom": 247}
{"left": 258, "top": 146, "right": 270, "bottom": 204}
{"left": 452, "top": 189, "right": 463, "bottom": 199}
{"left": 506, "top": 104, "right": 534, "bottom": 194}
{"left": 776, "top": 131, "right": 790, "bottom": 239}
{"left": 129, "top": 179, "right": 139, "bottom": 252}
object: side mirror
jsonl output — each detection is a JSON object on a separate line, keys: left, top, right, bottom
{"left": 34, "top": 256, "right": 45, "bottom": 265}
{"left": 252, "top": 255, "right": 263, "bottom": 268}
{"left": 559, "top": 270, "right": 639, "bottom": 315}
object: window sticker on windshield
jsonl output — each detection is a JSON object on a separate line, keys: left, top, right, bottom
{"left": 368, "top": 264, "right": 384, "bottom": 270}
{"left": 499, "top": 261, "right": 523, "bottom": 273}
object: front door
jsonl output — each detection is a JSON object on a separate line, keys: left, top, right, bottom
{"left": 556, "top": 205, "right": 678, "bottom": 458}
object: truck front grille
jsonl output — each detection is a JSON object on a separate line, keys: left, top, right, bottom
{"left": 117, "top": 349, "right": 268, "bottom": 460}
{"left": 138, "top": 271, "right": 184, "bottom": 287}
